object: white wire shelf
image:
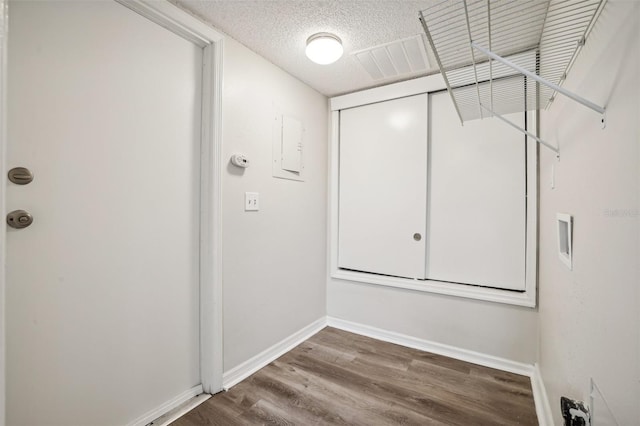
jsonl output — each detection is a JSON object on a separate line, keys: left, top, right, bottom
{"left": 419, "top": 0, "right": 607, "bottom": 155}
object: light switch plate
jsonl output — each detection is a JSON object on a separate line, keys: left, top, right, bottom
{"left": 245, "top": 192, "right": 259, "bottom": 211}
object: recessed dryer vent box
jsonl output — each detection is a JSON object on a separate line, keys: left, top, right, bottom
{"left": 557, "top": 213, "right": 573, "bottom": 270}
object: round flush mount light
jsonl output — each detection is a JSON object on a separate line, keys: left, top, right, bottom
{"left": 305, "top": 32, "right": 343, "bottom": 65}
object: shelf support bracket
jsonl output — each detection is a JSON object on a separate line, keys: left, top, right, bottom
{"left": 479, "top": 104, "right": 560, "bottom": 157}
{"left": 471, "top": 42, "right": 606, "bottom": 120}
{"left": 419, "top": 10, "right": 465, "bottom": 126}
{"left": 463, "top": 0, "right": 484, "bottom": 120}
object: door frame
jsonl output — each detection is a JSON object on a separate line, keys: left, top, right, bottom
{"left": 0, "top": 1, "right": 225, "bottom": 422}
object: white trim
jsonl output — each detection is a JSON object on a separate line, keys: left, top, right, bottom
{"left": 531, "top": 363, "right": 555, "bottom": 426}
{"left": 525, "top": 109, "right": 539, "bottom": 307}
{"left": 113, "top": 0, "right": 225, "bottom": 395}
{"left": 198, "top": 34, "right": 225, "bottom": 396}
{"left": 332, "top": 270, "right": 537, "bottom": 307}
{"left": 327, "top": 317, "right": 534, "bottom": 377}
{"left": 327, "top": 317, "right": 554, "bottom": 425}
{"left": 216, "top": 316, "right": 552, "bottom": 425}
{"left": 140, "top": 393, "right": 211, "bottom": 426}
{"left": 330, "top": 74, "right": 445, "bottom": 111}
{"left": 222, "top": 317, "right": 328, "bottom": 390}
{"left": 115, "top": 0, "right": 223, "bottom": 47}
{"left": 328, "top": 75, "right": 538, "bottom": 308}
{"left": 125, "top": 385, "right": 205, "bottom": 426}
{"left": 0, "top": 0, "right": 7, "bottom": 424}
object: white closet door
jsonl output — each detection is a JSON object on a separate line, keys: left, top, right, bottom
{"left": 338, "top": 94, "right": 428, "bottom": 279}
{"left": 426, "top": 91, "right": 526, "bottom": 290}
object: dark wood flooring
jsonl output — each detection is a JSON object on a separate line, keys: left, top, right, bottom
{"left": 171, "top": 327, "right": 538, "bottom": 425}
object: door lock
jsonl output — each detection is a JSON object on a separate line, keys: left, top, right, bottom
{"left": 7, "top": 210, "right": 33, "bottom": 229}
{"left": 8, "top": 167, "right": 34, "bottom": 185}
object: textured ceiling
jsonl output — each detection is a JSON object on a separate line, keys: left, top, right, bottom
{"left": 173, "top": 0, "right": 438, "bottom": 97}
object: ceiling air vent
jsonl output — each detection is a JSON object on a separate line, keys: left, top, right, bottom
{"left": 353, "top": 35, "right": 431, "bottom": 81}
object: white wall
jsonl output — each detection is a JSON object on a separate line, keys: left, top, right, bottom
{"left": 538, "top": 1, "right": 640, "bottom": 424}
{"left": 222, "top": 37, "right": 328, "bottom": 371}
{"left": 328, "top": 280, "right": 538, "bottom": 364}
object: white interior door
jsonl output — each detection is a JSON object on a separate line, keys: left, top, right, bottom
{"left": 6, "top": 1, "right": 203, "bottom": 425}
{"left": 338, "top": 94, "right": 428, "bottom": 279}
{"left": 426, "top": 90, "right": 526, "bottom": 290}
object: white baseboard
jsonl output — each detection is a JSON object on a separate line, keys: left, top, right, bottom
{"left": 327, "top": 317, "right": 534, "bottom": 376}
{"left": 327, "top": 317, "right": 557, "bottom": 425}
{"left": 531, "top": 363, "right": 555, "bottom": 426}
{"left": 144, "top": 393, "right": 211, "bottom": 426}
{"left": 222, "top": 317, "right": 328, "bottom": 390}
{"left": 220, "top": 315, "right": 553, "bottom": 426}
{"left": 126, "top": 384, "right": 205, "bottom": 426}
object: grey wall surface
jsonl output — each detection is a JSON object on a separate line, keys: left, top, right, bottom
{"left": 222, "top": 37, "right": 328, "bottom": 372}
{"left": 538, "top": 1, "right": 640, "bottom": 424}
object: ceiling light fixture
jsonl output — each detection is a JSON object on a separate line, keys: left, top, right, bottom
{"left": 305, "top": 32, "right": 343, "bottom": 65}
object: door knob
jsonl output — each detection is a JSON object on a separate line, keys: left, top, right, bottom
{"left": 8, "top": 167, "right": 34, "bottom": 185}
{"left": 7, "top": 210, "right": 33, "bottom": 229}
{"left": 413, "top": 233, "right": 422, "bottom": 241}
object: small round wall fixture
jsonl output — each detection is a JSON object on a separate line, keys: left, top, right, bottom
{"left": 305, "top": 32, "right": 343, "bottom": 65}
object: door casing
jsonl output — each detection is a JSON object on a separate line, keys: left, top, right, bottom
{"left": 0, "top": 1, "right": 225, "bottom": 423}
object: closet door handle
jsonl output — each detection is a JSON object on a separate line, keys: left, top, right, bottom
{"left": 413, "top": 233, "right": 422, "bottom": 241}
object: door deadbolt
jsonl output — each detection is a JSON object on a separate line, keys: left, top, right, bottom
{"left": 413, "top": 233, "right": 422, "bottom": 241}
{"left": 7, "top": 210, "right": 33, "bottom": 229}
{"left": 8, "top": 167, "right": 34, "bottom": 185}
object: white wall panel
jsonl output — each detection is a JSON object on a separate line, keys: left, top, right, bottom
{"left": 327, "top": 279, "right": 538, "bottom": 364}
{"left": 538, "top": 1, "right": 640, "bottom": 424}
{"left": 221, "top": 37, "right": 327, "bottom": 372}
{"left": 338, "top": 94, "right": 428, "bottom": 279}
{"left": 427, "top": 91, "right": 526, "bottom": 290}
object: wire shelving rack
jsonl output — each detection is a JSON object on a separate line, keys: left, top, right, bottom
{"left": 419, "top": 0, "right": 608, "bottom": 156}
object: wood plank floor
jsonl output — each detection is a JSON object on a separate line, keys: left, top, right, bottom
{"left": 171, "top": 327, "right": 538, "bottom": 425}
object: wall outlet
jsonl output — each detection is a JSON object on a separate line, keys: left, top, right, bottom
{"left": 245, "top": 192, "right": 259, "bottom": 211}
{"left": 561, "top": 396, "right": 590, "bottom": 426}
